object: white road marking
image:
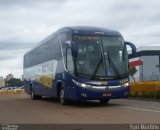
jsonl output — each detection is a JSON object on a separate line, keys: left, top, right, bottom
{"left": 120, "top": 106, "right": 160, "bottom": 113}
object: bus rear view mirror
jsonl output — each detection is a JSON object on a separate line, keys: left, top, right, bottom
{"left": 64, "top": 40, "right": 77, "bottom": 58}
{"left": 64, "top": 40, "right": 71, "bottom": 48}
{"left": 71, "top": 41, "right": 77, "bottom": 58}
{"left": 125, "top": 41, "right": 137, "bottom": 58}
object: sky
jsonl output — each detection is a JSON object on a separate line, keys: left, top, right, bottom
{"left": 0, "top": 0, "right": 160, "bottom": 78}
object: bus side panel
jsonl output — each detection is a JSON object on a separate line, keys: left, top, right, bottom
{"left": 63, "top": 72, "right": 78, "bottom": 100}
{"left": 24, "top": 79, "right": 31, "bottom": 95}
{"left": 24, "top": 76, "right": 56, "bottom": 97}
{"left": 36, "top": 59, "right": 65, "bottom": 97}
{"left": 23, "top": 59, "right": 59, "bottom": 96}
{"left": 37, "top": 73, "right": 63, "bottom": 97}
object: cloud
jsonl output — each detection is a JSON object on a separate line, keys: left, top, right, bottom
{"left": 0, "top": 0, "right": 67, "bottom": 9}
{"left": 0, "top": 0, "right": 160, "bottom": 77}
{"left": 0, "top": 49, "right": 28, "bottom": 59}
{"left": 0, "top": 58, "right": 23, "bottom": 79}
{"left": 0, "top": 42, "right": 32, "bottom": 50}
{"left": 0, "top": 49, "right": 27, "bottom": 78}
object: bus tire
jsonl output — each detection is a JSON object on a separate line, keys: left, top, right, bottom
{"left": 99, "top": 99, "right": 110, "bottom": 104}
{"left": 59, "top": 88, "right": 67, "bottom": 105}
{"left": 31, "top": 88, "right": 42, "bottom": 100}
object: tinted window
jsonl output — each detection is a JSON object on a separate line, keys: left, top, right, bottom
{"left": 24, "top": 35, "right": 62, "bottom": 68}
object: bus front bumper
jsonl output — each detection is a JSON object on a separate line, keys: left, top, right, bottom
{"left": 76, "top": 85, "right": 130, "bottom": 100}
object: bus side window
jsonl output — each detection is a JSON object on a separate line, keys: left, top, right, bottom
{"left": 49, "top": 36, "right": 62, "bottom": 60}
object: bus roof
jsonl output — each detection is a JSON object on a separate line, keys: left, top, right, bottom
{"left": 58, "top": 26, "right": 121, "bottom": 36}
{"left": 25, "top": 26, "right": 122, "bottom": 55}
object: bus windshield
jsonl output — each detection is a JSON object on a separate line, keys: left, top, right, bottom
{"left": 73, "top": 35, "right": 128, "bottom": 79}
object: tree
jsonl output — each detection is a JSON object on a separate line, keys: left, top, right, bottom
{"left": 128, "top": 67, "right": 137, "bottom": 82}
{"left": 6, "top": 78, "right": 23, "bottom": 87}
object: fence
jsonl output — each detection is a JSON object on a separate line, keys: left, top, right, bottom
{"left": 130, "top": 74, "right": 160, "bottom": 82}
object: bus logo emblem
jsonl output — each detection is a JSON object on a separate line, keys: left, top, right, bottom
{"left": 101, "top": 82, "right": 108, "bottom": 85}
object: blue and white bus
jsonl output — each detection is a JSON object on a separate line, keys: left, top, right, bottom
{"left": 23, "top": 26, "right": 136, "bottom": 105}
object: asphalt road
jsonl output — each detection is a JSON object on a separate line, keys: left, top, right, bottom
{"left": 0, "top": 94, "right": 160, "bottom": 124}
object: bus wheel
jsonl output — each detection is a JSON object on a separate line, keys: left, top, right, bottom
{"left": 31, "top": 89, "right": 42, "bottom": 100}
{"left": 99, "top": 99, "right": 110, "bottom": 104}
{"left": 59, "top": 88, "right": 67, "bottom": 105}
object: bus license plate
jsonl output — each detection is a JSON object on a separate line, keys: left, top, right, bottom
{"left": 103, "top": 93, "right": 112, "bottom": 97}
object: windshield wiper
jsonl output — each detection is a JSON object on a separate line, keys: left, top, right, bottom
{"left": 91, "top": 54, "right": 103, "bottom": 79}
{"left": 106, "top": 52, "right": 120, "bottom": 77}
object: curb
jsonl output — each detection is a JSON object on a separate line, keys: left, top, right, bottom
{"left": 129, "top": 97, "right": 160, "bottom": 102}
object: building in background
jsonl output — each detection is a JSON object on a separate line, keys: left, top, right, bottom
{"left": 0, "top": 77, "right": 5, "bottom": 87}
{"left": 129, "top": 46, "right": 160, "bottom": 82}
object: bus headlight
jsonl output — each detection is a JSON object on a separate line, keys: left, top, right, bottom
{"left": 122, "top": 82, "right": 129, "bottom": 87}
{"left": 72, "top": 79, "right": 91, "bottom": 88}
